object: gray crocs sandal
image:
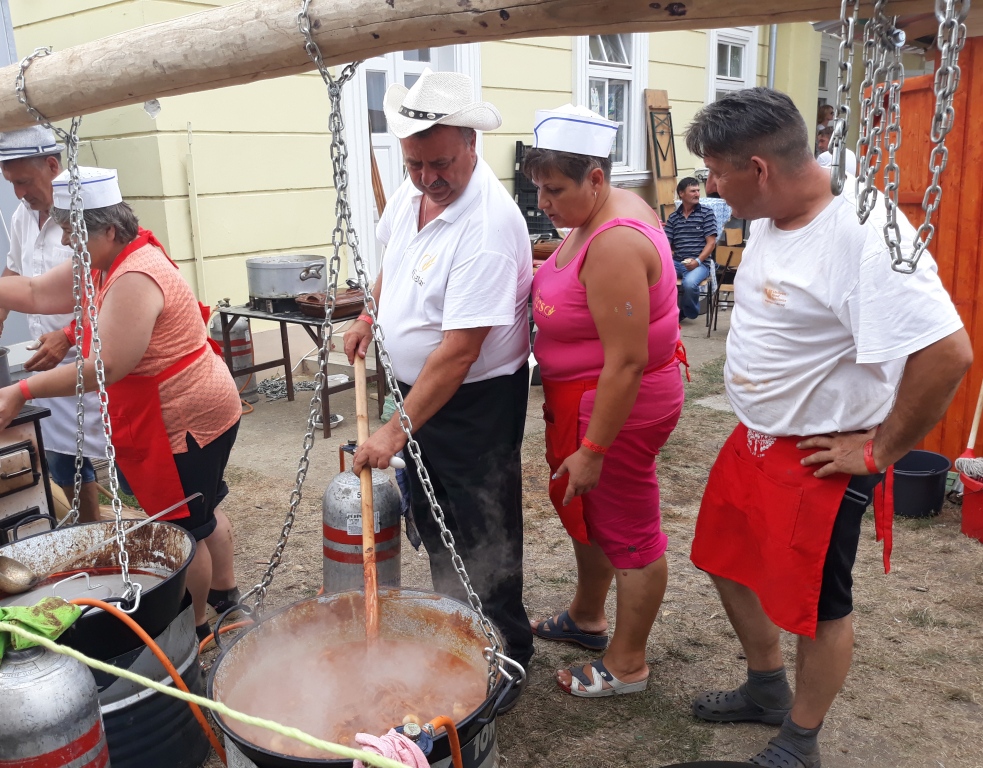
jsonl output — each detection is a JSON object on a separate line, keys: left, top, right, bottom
{"left": 749, "top": 735, "right": 821, "bottom": 768}
{"left": 692, "top": 683, "right": 790, "bottom": 725}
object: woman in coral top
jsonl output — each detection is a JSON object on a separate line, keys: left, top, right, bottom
{"left": 526, "top": 106, "right": 684, "bottom": 697}
{"left": 0, "top": 167, "right": 241, "bottom": 640}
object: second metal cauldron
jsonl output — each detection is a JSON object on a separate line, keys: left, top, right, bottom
{"left": 0, "top": 520, "right": 195, "bottom": 659}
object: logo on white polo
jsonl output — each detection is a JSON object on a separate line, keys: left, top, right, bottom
{"left": 412, "top": 253, "right": 437, "bottom": 286}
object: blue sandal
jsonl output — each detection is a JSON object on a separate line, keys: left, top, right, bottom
{"left": 531, "top": 610, "right": 609, "bottom": 650}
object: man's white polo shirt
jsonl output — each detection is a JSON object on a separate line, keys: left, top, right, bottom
{"left": 376, "top": 157, "right": 532, "bottom": 386}
{"left": 7, "top": 200, "right": 74, "bottom": 337}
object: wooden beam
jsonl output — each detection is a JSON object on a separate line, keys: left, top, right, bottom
{"left": 0, "top": 0, "right": 941, "bottom": 132}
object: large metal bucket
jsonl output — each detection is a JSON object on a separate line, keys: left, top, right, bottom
{"left": 0, "top": 520, "right": 195, "bottom": 658}
{"left": 208, "top": 589, "right": 518, "bottom": 768}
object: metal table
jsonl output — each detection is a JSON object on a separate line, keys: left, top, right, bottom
{"left": 217, "top": 305, "right": 386, "bottom": 438}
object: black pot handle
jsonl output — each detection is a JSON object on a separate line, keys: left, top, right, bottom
{"left": 212, "top": 603, "right": 254, "bottom": 654}
{"left": 12, "top": 513, "right": 56, "bottom": 540}
{"left": 472, "top": 653, "right": 526, "bottom": 727}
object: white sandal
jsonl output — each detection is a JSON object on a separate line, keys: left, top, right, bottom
{"left": 560, "top": 658, "right": 648, "bottom": 698}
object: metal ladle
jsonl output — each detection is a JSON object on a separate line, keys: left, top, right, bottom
{"left": 0, "top": 493, "right": 201, "bottom": 595}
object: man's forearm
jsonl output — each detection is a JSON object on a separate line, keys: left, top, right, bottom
{"left": 698, "top": 236, "right": 716, "bottom": 262}
{"left": 873, "top": 328, "right": 973, "bottom": 469}
{"left": 395, "top": 344, "right": 477, "bottom": 434}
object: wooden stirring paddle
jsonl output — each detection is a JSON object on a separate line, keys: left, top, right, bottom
{"left": 353, "top": 354, "right": 380, "bottom": 640}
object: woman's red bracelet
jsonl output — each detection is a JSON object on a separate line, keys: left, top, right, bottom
{"left": 581, "top": 437, "right": 608, "bottom": 455}
{"left": 863, "top": 439, "right": 880, "bottom": 474}
{"left": 18, "top": 379, "right": 32, "bottom": 401}
{"left": 357, "top": 314, "right": 373, "bottom": 325}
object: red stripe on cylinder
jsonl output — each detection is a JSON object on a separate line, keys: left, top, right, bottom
{"left": 323, "top": 546, "right": 400, "bottom": 564}
{"left": 0, "top": 720, "right": 104, "bottom": 768}
{"left": 87, "top": 743, "right": 110, "bottom": 768}
{"left": 323, "top": 523, "right": 399, "bottom": 546}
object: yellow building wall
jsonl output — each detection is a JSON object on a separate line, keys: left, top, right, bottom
{"left": 10, "top": 0, "right": 340, "bottom": 315}
{"left": 772, "top": 24, "right": 824, "bottom": 146}
{"left": 10, "top": 1, "right": 828, "bottom": 306}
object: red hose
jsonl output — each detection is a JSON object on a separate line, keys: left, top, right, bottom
{"left": 197, "top": 620, "right": 254, "bottom": 655}
{"left": 70, "top": 597, "right": 227, "bottom": 765}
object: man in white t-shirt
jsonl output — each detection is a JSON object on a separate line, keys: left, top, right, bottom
{"left": 683, "top": 88, "right": 972, "bottom": 767}
{"left": 344, "top": 69, "right": 534, "bottom": 696}
{"left": 815, "top": 125, "right": 858, "bottom": 176}
{"left": 0, "top": 126, "right": 106, "bottom": 523}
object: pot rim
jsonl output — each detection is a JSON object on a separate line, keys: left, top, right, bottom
{"left": 206, "top": 588, "right": 510, "bottom": 766}
{"left": 246, "top": 256, "right": 327, "bottom": 268}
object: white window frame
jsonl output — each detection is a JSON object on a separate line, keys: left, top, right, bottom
{"left": 706, "top": 27, "right": 759, "bottom": 104}
{"left": 574, "top": 33, "right": 650, "bottom": 187}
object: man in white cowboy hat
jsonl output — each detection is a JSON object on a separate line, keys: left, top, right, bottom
{"left": 344, "top": 68, "right": 535, "bottom": 693}
{"left": 0, "top": 125, "right": 106, "bottom": 523}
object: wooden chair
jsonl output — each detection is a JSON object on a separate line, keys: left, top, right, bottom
{"left": 710, "top": 245, "right": 744, "bottom": 333}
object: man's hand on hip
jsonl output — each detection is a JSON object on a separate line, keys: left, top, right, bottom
{"left": 797, "top": 428, "right": 876, "bottom": 478}
{"left": 343, "top": 319, "right": 372, "bottom": 363}
{"left": 353, "top": 420, "right": 408, "bottom": 474}
{"left": 24, "top": 330, "right": 72, "bottom": 372}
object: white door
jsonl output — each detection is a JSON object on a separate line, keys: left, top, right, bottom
{"left": 343, "top": 45, "right": 481, "bottom": 277}
{"left": 365, "top": 49, "right": 435, "bottom": 204}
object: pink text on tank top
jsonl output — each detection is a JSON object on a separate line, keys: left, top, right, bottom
{"left": 532, "top": 218, "right": 680, "bottom": 382}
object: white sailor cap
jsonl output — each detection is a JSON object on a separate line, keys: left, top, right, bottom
{"left": 533, "top": 104, "right": 618, "bottom": 159}
{"left": 0, "top": 125, "right": 65, "bottom": 162}
{"left": 52, "top": 167, "right": 123, "bottom": 210}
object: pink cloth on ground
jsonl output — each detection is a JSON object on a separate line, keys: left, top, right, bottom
{"left": 352, "top": 729, "right": 429, "bottom": 768}
{"left": 532, "top": 217, "right": 684, "bottom": 568}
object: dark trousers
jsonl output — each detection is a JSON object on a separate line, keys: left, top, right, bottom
{"left": 398, "top": 364, "right": 534, "bottom": 668}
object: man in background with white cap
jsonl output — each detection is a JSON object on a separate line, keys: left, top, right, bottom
{"left": 0, "top": 125, "right": 104, "bottom": 522}
{"left": 344, "top": 68, "right": 535, "bottom": 694}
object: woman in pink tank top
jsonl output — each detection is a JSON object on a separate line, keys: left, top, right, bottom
{"left": 525, "top": 106, "right": 684, "bottom": 698}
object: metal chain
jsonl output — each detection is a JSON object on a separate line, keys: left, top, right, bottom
{"left": 15, "top": 49, "right": 140, "bottom": 611}
{"left": 239, "top": 3, "right": 360, "bottom": 613}
{"left": 297, "top": 0, "right": 505, "bottom": 690}
{"left": 829, "top": 0, "right": 859, "bottom": 195}
{"left": 880, "top": 18, "right": 907, "bottom": 266}
{"left": 15, "top": 48, "right": 81, "bottom": 529}
{"left": 855, "top": 5, "right": 893, "bottom": 224}
{"left": 892, "top": 0, "right": 968, "bottom": 273}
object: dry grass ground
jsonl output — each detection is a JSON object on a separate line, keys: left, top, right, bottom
{"left": 204, "top": 357, "right": 983, "bottom": 768}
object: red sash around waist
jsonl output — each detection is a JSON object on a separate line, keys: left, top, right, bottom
{"left": 540, "top": 344, "right": 688, "bottom": 544}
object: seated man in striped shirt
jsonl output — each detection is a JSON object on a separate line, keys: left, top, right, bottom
{"left": 664, "top": 177, "right": 718, "bottom": 320}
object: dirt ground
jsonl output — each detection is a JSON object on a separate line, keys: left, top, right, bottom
{"left": 201, "top": 342, "right": 983, "bottom": 768}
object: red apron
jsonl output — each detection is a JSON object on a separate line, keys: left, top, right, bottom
{"left": 541, "top": 341, "right": 689, "bottom": 545}
{"left": 542, "top": 377, "right": 597, "bottom": 544}
{"left": 691, "top": 423, "right": 893, "bottom": 639}
{"left": 81, "top": 229, "right": 219, "bottom": 521}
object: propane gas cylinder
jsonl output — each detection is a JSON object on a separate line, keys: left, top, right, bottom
{"left": 209, "top": 299, "right": 259, "bottom": 404}
{"left": 323, "top": 462, "right": 402, "bottom": 594}
{"left": 0, "top": 646, "right": 110, "bottom": 767}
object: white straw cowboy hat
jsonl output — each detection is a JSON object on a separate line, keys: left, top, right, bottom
{"left": 383, "top": 68, "right": 502, "bottom": 139}
{"left": 0, "top": 125, "right": 65, "bottom": 162}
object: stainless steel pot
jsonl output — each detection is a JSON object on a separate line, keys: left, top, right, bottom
{"left": 246, "top": 256, "right": 327, "bottom": 299}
